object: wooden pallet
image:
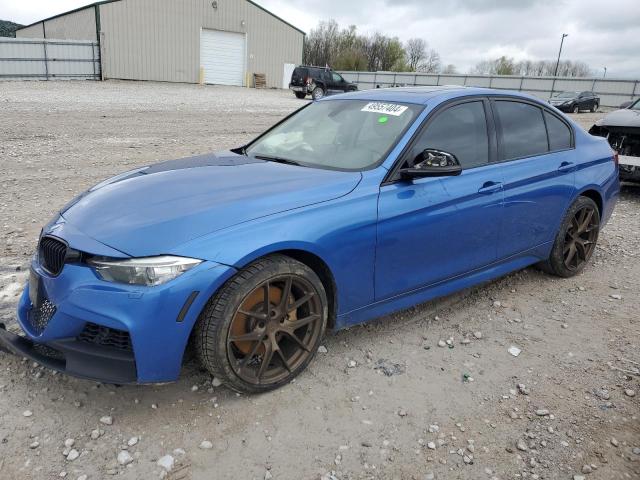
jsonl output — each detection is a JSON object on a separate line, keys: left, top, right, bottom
{"left": 253, "top": 73, "right": 267, "bottom": 88}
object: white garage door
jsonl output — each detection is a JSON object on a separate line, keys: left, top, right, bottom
{"left": 200, "top": 29, "right": 246, "bottom": 86}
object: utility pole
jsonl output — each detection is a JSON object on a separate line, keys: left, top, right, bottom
{"left": 553, "top": 33, "right": 568, "bottom": 77}
{"left": 603, "top": 67, "right": 607, "bottom": 78}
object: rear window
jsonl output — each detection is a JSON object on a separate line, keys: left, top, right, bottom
{"left": 544, "top": 112, "right": 572, "bottom": 151}
{"left": 495, "top": 101, "right": 548, "bottom": 160}
{"left": 292, "top": 67, "right": 308, "bottom": 78}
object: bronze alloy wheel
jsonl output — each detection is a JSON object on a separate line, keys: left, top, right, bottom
{"left": 563, "top": 204, "right": 599, "bottom": 271}
{"left": 195, "top": 255, "right": 328, "bottom": 393}
{"left": 537, "top": 196, "right": 600, "bottom": 278}
{"left": 226, "top": 275, "right": 324, "bottom": 386}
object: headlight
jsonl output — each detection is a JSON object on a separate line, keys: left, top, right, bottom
{"left": 88, "top": 255, "right": 202, "bottom": 286}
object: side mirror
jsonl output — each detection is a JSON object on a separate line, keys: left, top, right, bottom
{"left": 399, "top": 149, "right": 462, "bottom": 180}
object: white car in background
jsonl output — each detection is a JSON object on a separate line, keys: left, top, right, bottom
{"left": 590, "top": 98, "right": 640, "bottom": 182}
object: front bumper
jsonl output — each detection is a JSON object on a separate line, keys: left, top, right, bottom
{"left": 618, "top": 155, "right": 640, "bottom": 182}
{"left": 2, "top": 251, "right": 236, "bottom": 384}
{"left": 550, "top": 104, "right": 571, "bottom": 112}
{"left": 0, "top": 322, "right": 137, "bottom": 383}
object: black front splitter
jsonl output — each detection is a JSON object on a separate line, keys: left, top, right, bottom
{"left": 0, "top": 323, "right": 138, "bottom": 384}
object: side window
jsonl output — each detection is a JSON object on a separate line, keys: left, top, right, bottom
{"left": 495, "top": 101, "right": 548, "bottom": 160}
{"left": 544, "top": 111, "right": 572, "bottom": 150}
{"left": 409, "top": 101, "right": 489, "bottom": 169}
{"left": 332, "top": 73, "right": 343, "bottom": 83}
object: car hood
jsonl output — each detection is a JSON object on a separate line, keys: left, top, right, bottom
{"left": 60, "top": 152, "right": 362, "bottom": 257}
{"left": 595, "top": 108, "right": 640, "bottom": 128}
{"left": 550, "top": 97, "right": 575, "bottom": 103}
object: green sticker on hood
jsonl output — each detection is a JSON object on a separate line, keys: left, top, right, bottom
{"left": 378, "top": 116, "right": 389, "bottom": 124}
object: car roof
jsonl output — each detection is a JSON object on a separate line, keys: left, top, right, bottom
{"left": 321, "top": 86, "right": 542, "bottom": 106}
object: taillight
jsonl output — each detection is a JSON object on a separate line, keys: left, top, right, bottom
{"left": 613, "top": 150, "right": 619, "bottom": 166}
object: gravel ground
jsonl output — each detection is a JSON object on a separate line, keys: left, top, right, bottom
{"left": 0, "top": 81, "right": 638, "bottom": 480}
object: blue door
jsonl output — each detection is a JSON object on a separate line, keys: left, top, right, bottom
{"left": 491, "top": 100, "right": 577, "bottom": 259}
{"left": 375, "top": 99, "right": 504, "bottom": 300}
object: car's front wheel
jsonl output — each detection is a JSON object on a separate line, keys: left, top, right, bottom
{"left": 572, "top": 104, "right": 579, "bottom": 113}
{"left": 538, "top": 196, "right": 600, "bottom": 278}
{"left": 591, "top": 103, "right": 598, "bottom": 113}
{"left": 194, "top": 255, "right": 328, "bottom": 393}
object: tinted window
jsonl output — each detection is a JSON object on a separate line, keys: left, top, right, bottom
{"left": 544, "top": 112, "right": 572, "bottom": 150}
{"left": 495, "top": 101, "right": 548, "bottom": 160}
{"left": 411, "top": 101, "right": 489, "bottom": 169}
{"left": 332, "top": 73, "right": 343, "bottom": 82}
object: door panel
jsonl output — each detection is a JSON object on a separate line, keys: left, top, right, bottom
{"left": 491, "top": 99, "right": 577, "bottom": 258}
{"left": 498, "top": 151, "right": 576, "bottom": 258}
{"left": 376, "top": 165, "right": 503, "bottom": 300}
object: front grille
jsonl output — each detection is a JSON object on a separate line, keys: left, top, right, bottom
{"left": 39, "top": 236, "right": 68, "bottom": 275}
{"left": 33, "top": 343, "right": 65, "bottom": 361}
{"left": 28, "top": 299, "right": 57, "bottom": 334}
{"left": 78, "top": 323, "right": 133, "bottom": 352}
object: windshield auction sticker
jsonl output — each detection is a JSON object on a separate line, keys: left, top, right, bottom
{"left": 361, "top": 102, "right": 408, "bottom": 116}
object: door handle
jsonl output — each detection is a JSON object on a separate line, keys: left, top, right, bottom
{"left": 558, "top": 161, "right": 576, "bottom": 172}
{"left": 478, "top": 181, "right": 503, "bottom": 194}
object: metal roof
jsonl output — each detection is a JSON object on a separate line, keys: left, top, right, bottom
{"left": 326, "top": 86, "right": 540, "bottom": 105}
{"left": 16, "top": 0, "right": 305, "bottom": 35}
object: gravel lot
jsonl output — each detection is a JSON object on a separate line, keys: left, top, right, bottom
{"left": 0, "top": 81, "right": 638, "bottom": 480}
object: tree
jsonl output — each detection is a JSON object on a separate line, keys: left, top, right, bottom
{"left": 406, "top": 38, "right": 427, "bottom": 71}
{"left": 473, "top": 56, "right": 592, "bottom": 77}
{"left": 442, "top": 64, "right": 458, "bottom": 74}
{"left": 404, "top": 38, "right": 441, "bottom": 73}
{"left": 419, "top": 49, "right": 441, "bottom": 73}
{"left": 493, "top": 56, "right": 516, "bottom": 75}
{"left": 302, "top": 19, "right": 453, "bottom": 74}
{"left": 0, "top": 19, "right": 23, "bottom": 38}
{"left": 303, "top": 19, "right": 341, "bottom": 67}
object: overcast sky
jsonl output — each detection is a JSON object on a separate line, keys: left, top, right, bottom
{"left": 2, "top": 0, "right": 638, "bottom": 78}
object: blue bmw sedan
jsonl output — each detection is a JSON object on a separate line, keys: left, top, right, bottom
{"left": 0, "top": 87, "right": 618, "bottom": 392}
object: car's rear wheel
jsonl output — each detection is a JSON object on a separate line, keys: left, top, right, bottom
{"left": 572, "top": 104, "right": 579, "bottom": 113}
{"left": 590, "top": 103, "right": 598, "bottom": 113}
{"left": 294, "top": 91, "right": 306, "bottom": 99}
{"left": 538, "top": 196, "right": 600, "bottom": 278}
{"left": 311, "top": 86, "right": 325, "bottom": 100}
{"left": 194, "top": 254, "right": 328, "bottom": 393}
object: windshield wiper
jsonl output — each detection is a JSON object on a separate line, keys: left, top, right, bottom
{"left": 254, "top": 155, "right": 304, "bottom": 167}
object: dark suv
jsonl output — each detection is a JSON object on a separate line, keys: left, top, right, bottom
{"left": 289, "top": 66, "right": 358, "bottom": 100}
{"left": 549, "top": 91, "right": 600, "bottom": 113}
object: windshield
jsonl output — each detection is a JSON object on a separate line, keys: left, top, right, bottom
{"left": 246, "top": 100, "right": 422, "bottom": 170}
{"left": 631, "top": 99, "right": 640, "bottom": 110}
{"left": 555, "top": 92, "right": 579, "bottom": 98}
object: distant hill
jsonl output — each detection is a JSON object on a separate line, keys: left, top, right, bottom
{"left": 0, "top": 19, "right": 23, "bottom": 38}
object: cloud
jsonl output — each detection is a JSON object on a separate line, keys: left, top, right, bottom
{"left": 1, "top": 0, "right": 637, "bottom": 77}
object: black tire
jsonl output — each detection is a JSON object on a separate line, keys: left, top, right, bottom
{"left": 591, "top": 103, "right": 598, "bottom": 113}
{"left": 194, "top": 254, "right": 328, "bottom": 393}
{"left": 538, "top": 196, "right": 600, "bottom": 278}
{"left": 294, "top": 91, "right": 306, "bottom": 99}
{"left": 311, "top": 86, "right": 325, "bottom": 100}
{"left": 572, "top": 104, "right": 579, "bottom": 114}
